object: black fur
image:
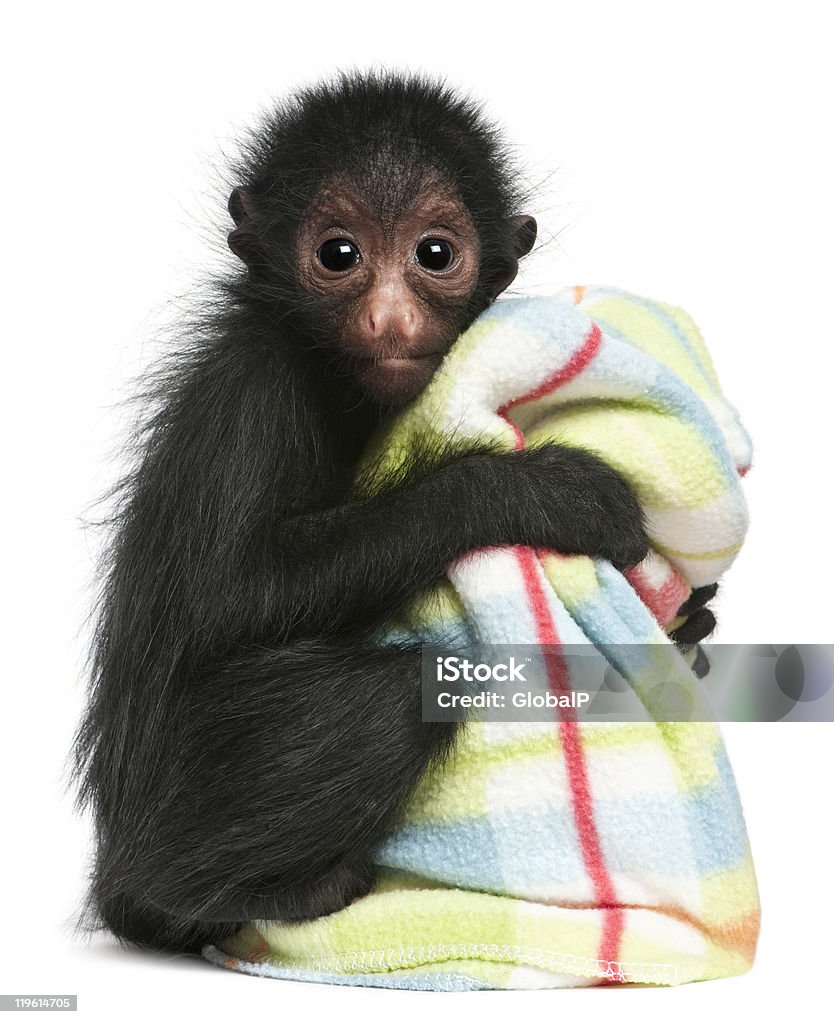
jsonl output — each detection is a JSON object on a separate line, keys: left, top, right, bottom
{"left": 671, "top": 584, "right": 719, "bottom": 645}
{"left": 73, "top": 71, "right": 654, "bottom": 954}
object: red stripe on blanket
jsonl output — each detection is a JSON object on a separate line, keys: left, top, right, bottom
{"left": 624, "top": 562, "right": 690, "bottom": 629}
{"left": 515, "top": 545, "right": 625, "bottom": 978}
{"left": 496, "top": 323, "right": 624, "bottom": 976}
{"left": 497, "top": 322, "right": 602, "bottom": 451}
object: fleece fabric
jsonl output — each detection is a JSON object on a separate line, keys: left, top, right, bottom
{"left": 204, "top": 285, "right": 760, "bottom": 989}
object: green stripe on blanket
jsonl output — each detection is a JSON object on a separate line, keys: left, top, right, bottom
{"left": 205, "top": 285, "right": 760, "bottom": 990}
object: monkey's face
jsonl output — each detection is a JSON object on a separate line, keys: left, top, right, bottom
{"left": 294, "top": 179, "right": 484, "bottom": 407}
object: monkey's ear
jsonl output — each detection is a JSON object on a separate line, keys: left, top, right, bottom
{"left": 227, "top": 186, "right": 261, "bottom": 265}
{"left": 485, "top": 215, "right": 538, "bottom": 298}
{"left": 510, "top": 215, "right": 538, "bottom": 260}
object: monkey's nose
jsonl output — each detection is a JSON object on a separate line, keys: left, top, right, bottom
{"left": 365, "top": 299, "right": 419, "bottom": 343}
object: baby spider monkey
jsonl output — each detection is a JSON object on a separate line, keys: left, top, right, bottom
{"left": 75, "top": 71, "right": 711, "bottom": 955}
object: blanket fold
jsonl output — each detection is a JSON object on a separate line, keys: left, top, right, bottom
{"left": 204, "top": 285, "right": 760, "bottom": 990}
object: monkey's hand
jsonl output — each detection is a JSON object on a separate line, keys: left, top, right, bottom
{"left": 668, "top": 584, "right": 719, "bottom": 679}
{"left": 669, "top": 584, "right": 719, "bottom": 645}
{"left": 473, "top": 443, "right": 650, "bottom": 569}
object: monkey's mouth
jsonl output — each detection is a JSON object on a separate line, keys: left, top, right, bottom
{"left": 352, "top": 352, "right": 445, "bottom": 404}
{"left": 373, "top": 353, "right": 443, "bottom": 370}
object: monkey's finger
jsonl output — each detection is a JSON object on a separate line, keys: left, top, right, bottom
{"left": 676, "top": 583, "right": 719, "bottom": 618}
{"left": 669, "top": 607, "right": 717, "bottom": 645}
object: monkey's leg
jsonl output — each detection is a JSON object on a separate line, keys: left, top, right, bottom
{"left": 94, "top": 889, "right": 242, "bottom": 953}
{"left": 95, "top": 640, "right": 453, "bottom": 938}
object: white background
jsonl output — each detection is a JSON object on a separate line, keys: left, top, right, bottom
{"left": 2, "top": 1, "right": 830, "bottom": 1021}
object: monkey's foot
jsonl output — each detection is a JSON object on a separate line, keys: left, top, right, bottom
{"left": 204, "top": 859, "right": 377, "bottom": 925}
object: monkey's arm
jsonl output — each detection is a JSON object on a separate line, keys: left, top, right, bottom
{"left": 249, "top": 443, "right": 649, "bottom": 642}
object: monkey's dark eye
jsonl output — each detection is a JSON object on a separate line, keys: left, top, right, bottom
{"left": 317, "top": 238, "right": 361, "bottom": 272}
{"left": 415, "top": 238, "right": 455, "bottom": 272}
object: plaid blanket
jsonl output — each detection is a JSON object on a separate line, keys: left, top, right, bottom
{"left": 205, "top": 285, "right": 760, "bottom": 989}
